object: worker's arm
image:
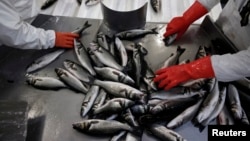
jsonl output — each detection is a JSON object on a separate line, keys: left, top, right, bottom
{"left": 0, "top": 1, "right": 78, "bottom": 49}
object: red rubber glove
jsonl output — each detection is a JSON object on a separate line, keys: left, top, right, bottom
{"left": 55, "top": 32, "right": 79, "bottom": 48}
{"left": 154, "top": 56, "right": 215, "bottom": 90}
{"left": 164, "top": 1, "right": 208, "bottom": 41}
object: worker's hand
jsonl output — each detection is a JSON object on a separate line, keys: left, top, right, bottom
{"left": 154, "top": 56, "right": 215, "bottom": 90}
{"left": 163, "top": 1, "right": 208, "bottom": 45}
{"left": 55, "top": 32, "right": 79, "bottom": 48}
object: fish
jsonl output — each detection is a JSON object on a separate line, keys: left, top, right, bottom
{"left": 150, "top": 87, "right": 206, "bottom": 100}
{"left": 63, "top": 59, "right": 92, "bottom": 82}
{"left": 88, "top": 42, "right": 123, "bottom": 71}
{"left": 195, "top": 45, "right": 208, "bottom": 59}
{"left": 167, "top": 99, "right": 203, "bottom": 129}
{"left": 25, "top": 74, "right": 67, "bottom": 90}
{"left": 93, "top": 98, "right": 135, "bottom": 115}
{"left": 72, "top": 119, "right": 134, "bottom": 135}
{"left": 26, "top": 49, "right": 65, "bottom": 73}
{"left": 160, "top": 46, "right": 186, "bottom": 68}
{"left": 80, "top": 85, "right": 100, "bottom": 117}
{"left": 88, "top": 77, "right": 146, "bottom": 103}
{"left": 41, "top": 0, "right": 58, "bottom": 10}
{"left": 193, "top": 79, "right": 220, "bottom": 126}
{"left": 150, "top": 0, "right": 161, "bottom": 13}
{"left": 163, "top": 33, "right": 177, "bottom": 46}
{"left": 55, "top": 68, "right": 89, "bottom": 93}
{"left": 180, "top": 78, "right": 208, "bottom": 90}
{"left": 198, "top": 85, "right": 227, "bottom": 131}
{"left": 240, "top": 109, "right": 250, "bottom": 125}
{"left": 227, "top": 84, "right": 243, "bottom": 120}
{"left": 85, "top": 0, "right": 100, "bottom": 6}
{"left": 147, "top": 123, "right": 187, "bottom": 141}
{"left": 71, "top": 21, "right": 92, "bottom": 35}
{"left": 93, "top": 66, "right": 135, "bottom": 85}
{"left": 74, "top": 39, "right": 96, "bottom": 76}
{"left": 115, "top": 27, "right": 158, "bottom": 40}
{"left": 150, "top": 97, "right": 200, "bottom": 115}
{"left": 115, "top": 37, "right": 128, "bottom": 67}
{"left": 91, "top": 88, "right": 107, "bottom": 112}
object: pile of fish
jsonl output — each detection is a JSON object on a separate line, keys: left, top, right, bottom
{"left": 25, "top": 21, "right": 249, "bottom": 141}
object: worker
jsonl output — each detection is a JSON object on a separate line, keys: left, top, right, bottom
{"left": 154, "top": 0, "right": 250, "bottom": 90}
{"left": 0, "top": 0, "right": 79, "bottom": 50}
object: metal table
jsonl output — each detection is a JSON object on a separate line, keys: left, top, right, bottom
{"left": 0, "top": 14, "right": 243, "bottom": 141}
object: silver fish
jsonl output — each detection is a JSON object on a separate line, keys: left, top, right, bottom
{"left": 25, "top": 74, "right": 67, "bottom": 90}
{"left": 148, "top": 123, "right": 187, "bottom": 141}
{"left": 74, "top": 39, "right": 96, "bottom": 76}
{"left": 150, "top": 87, "right": 206, "bottom": 100}
{"left": 150, "top": 97, "right": 199, "bottom": 115}
{"left": 160, "top": 46, "right": 186, "bottom": 68}
{"left": 71, "top": 21, "right": 91, "bottom": 35}
{"left": 91, "top": 79, "right": 146, "bottom": 103}
{"left": 72, "top": 119, "right": 134, "bottom": 135}
{"left": 93, "top": 98, "right": 135, "bottom": 115}
{"left": 26, "top": 49, "right": 65, "bottom": 73}
{"left": 227, "top": 83, "right": 243, "bottom": 120}
{"left": 132, "top": 44, "right": 142, "bottom": 87}
{"left": 115, "top": 27, "right": 158, "bottom": 39}
{"left": 88, "top": 42, "right": 123, "bottom": 71}
{"left": 63, "top": 59, "right": 92, "bottom": 82}
{"left": 80, "top": 85, "right": 100, "bottom": 117}
{"left": 150, "top": 0, "right": 161, "bottom": 13}
{"left": 85, "top": 0, "right": 100, "bottom": 6}
{"left": 193, "top": 79, "right": 220, "bottom": 125}
{"left": 93, "top": 66, "right": 135, "bottom": 85}
{"left": 167, "top": 99, "right": 203, "bottom": 129}
{"left": 55, "top": 68, "right": 89, "bottom": 93}
{"left": 199, "top": 85, "right": 227, "bottom": 131}
{"left": 180, "top": 78, "right": 207, "bottom": 90}
{"left": 115, "top": 37, "right": 128, "bottom": 67}
{"left": 41, "top": 0, "right": 58, "bottom": 10}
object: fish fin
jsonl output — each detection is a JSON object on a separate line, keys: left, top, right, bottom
{"left": 84, "top": 20, "right": 92, "bottom": 28}
{"left": 176, "top": 46, "right": 186, "bottom": 54}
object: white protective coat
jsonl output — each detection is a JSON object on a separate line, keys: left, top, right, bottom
{"left": 0, "top": 0, "right": 55, "bottom": 49}
{"left": 198, "top": 0, "right": 250, "bottom": 82}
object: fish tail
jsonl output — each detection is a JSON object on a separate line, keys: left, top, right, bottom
{"left": 151, "top": 27, "right": 159, "bottom": 34}
{"left": 87, "top": 76, "right": 95, "bottom": 85}
{"left": 177, "top": 46, "right": 186, "bottom": 54}
{"left": 84, "top": 20, "right": 92, "bottom": 28}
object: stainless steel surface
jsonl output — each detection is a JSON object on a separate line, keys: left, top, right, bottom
{"left": 0, "top": 15, "right": 229, "bottom": 141}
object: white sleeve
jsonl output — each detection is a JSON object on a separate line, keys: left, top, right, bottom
{"left": 211, "top": 47, "right": 250, "bottom": 82}
{"left": 0, "top": 1, "right": 55, "bottom": 49}
{"left": 198, "top": 0, "right": 220, "bottom": 11}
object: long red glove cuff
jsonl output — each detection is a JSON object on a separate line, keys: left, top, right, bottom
{"left": 184, "top": 56, "right": 215, "bottom": 79}
{"left": 183, "top": 1, "right": 208, "bottom": 25}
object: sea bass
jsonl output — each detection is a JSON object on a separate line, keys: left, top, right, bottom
{"left": 26, "top": 49, "right": 65, "bottom": 73}
{"left": 25, "top": 74, "right": 67, "bottom": 90}
{"left": 71, "top": 21, "right": 91, "bottom": 35}
{"left": 115, "top": 27, "right": 158, "bottom": 40}
{"left": 74, "top": 39, "right": 96, "bottom": 76}
{"left": 150, "top": 0, "right": 161, "bottom": 13}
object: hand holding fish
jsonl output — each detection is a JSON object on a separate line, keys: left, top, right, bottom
{"left": 154, "top": 56, "right": 215, "bottom": 90}
{"left": 55, "top": 32, "right": 79, "bottom": 48}
{"left": 163, "top": 1, "right": 208, "bottom": 45}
